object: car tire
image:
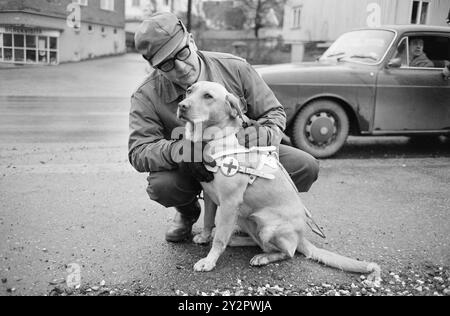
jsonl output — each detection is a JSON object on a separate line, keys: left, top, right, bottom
{"left": 292, "top": 100, "right": 349, "bottom": 158}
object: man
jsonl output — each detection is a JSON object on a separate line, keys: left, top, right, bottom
{"left": 129, "top": 12, "right": 319, "bottom": 242}
{"left": 409, "top": 38, "right": 434, "bottom": 68}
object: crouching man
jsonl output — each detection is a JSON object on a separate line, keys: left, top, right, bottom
{"left": 128, "top": 12, "right": 319, "bottom": 242}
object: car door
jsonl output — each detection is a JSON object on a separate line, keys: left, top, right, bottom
{"left": 374, "top": 33, "right": 450, "bottom": 132}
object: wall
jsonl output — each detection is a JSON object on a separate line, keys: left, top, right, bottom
{"left": 0, "top": 0, "right": 24, "bottom": 10}
{"left": 0, "top": 10, "right": 126, "bottom": 63}
{"left": 1, "top": 0, "right": 125, "bottom": 27}
{"left": 60, "top": 22, "right": 126, "bottom": 62}
{"left": 197, "top": 29, "right": 290, "bottom": 65}
{"left": 284, "top": 0, "right": 450, "bottom": 44}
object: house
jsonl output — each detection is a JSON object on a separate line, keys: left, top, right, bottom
{"left": 124, "top": 0, "right": 204, "bottom": 50}
{"left": 125, "top": 0, "right": 204, "bottom": 33}
{"left": 283, "top": 0, "right": 450, "bottom": 62}
{"left": 0, "top": 0, "right": 126, "bottom": 65}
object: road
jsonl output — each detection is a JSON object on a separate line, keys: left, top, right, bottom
{"left": 0, "top": 54, "right": 449, "bottom": 296}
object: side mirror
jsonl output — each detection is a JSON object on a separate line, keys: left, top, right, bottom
{"left": 387, "top": 57, "right": 402, "bottom": 68}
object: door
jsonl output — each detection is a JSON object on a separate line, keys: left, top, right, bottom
{"left": 374, "top": 34, "right": 450, "bottom": 132}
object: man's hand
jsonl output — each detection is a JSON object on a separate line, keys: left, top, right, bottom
{"left": 171, "top": 140, "right": 215, "bottom": 183}
{"left": 236, "top": 120, "right": 271, "bottom": 148}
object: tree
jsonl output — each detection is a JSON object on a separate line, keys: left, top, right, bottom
{"left": 187, "top": 0, "right": 193, "bottom": 31}
{"left": 224, "top": 6, "right": 247, "bottom": 30}
{"left": 237, "top": 0, "right": 286, "bottom": 38}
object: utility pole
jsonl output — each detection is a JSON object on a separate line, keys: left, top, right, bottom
{"left": 187, "top": 0, "right": 193, "bottom": 32}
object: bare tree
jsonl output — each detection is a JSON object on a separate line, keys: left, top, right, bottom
{"left": 237, "top": 0, "right": 285, "bottom": 38}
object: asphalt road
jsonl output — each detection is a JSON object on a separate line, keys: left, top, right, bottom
{"left": 0, "top": 54, "right": 449, "bottom": 296}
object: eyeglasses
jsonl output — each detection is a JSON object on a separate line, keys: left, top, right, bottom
{"left": 142, "top": 20, "right": 192, "bottom": 72}
{"left": 155, "top": 44, "right": 192, "bottom": 72}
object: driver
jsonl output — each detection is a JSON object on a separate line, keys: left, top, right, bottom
{"left": 409, "top": 38, "right": 434, "bottom": 68}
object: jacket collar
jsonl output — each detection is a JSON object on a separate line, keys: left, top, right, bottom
{"left": 155, "top": 72, "right": 186, "bottom": 104}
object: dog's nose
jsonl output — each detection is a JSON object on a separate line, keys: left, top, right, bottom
{"left": 178, "top": 100, "right": 191, "bottom": 111}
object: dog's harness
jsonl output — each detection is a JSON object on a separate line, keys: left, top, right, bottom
{"left": 205, "top": 146, "right": 278, "bottom": 185}
{"left": 205, "top": 144, "right": 326, "bottom": 239}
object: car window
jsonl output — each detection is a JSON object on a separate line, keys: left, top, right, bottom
{"left": 320, "top": 30, "right": 395, "bottom": 64}
{"left": 393, "top": 35, "right": 450, "bottom": 69}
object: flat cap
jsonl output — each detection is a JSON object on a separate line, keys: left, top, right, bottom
{"left": 135, "top": 12, "right": 187, "bottom": 66}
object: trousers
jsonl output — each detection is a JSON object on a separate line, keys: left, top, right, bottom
{"left": 146, "top": 144, "right": 319, "bottom": 208}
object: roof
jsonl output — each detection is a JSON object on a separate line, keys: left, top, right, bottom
{"left": 354, "top": 24, "right": 450, "bottom": 34}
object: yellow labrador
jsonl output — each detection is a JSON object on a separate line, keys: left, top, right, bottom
{"left": 177, "top": 81, "right": 381, "bottom": 284}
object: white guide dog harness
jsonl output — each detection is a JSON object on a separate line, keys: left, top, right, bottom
{"left": 205, "top": 146, "right": 278, "bottom": 185}
{"left": 204, "top": 143, "right": 327, "bottom": 239}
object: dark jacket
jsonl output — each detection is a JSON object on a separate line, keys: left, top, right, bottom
{"left": 128, "top": 51, "right": 286, "bottom": 173}
{"left": 410, "top": 53, "right": 434, "bottom": 68}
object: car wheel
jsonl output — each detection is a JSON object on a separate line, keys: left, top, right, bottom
{"left": 292, "top": 100, "right": 349, "bottom": 158}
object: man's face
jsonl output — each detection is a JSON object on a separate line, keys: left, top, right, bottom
{"left": 410, "top": 39, "right": 424, "bottom": 58}
{"left": 157, "top": 37, "right": 200, "bottom": 89}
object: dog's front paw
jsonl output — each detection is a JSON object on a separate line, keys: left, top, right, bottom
{"left": 194, "top": 258, "right": 216, "bottom": 272}
{"left": 193, "top": 233, "right": 212, "bottom": 245}
{"left": 250, "top": 254, "right": 270, "bottom": 267}
{"left": 364, "top": 263, "right": 382, "bottom": 287}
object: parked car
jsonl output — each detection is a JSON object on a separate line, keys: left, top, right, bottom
{"left": 257, "top": 25, "right": 450, "bottom": 158}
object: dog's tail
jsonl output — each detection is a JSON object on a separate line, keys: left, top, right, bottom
{"left": 298, "top": 238, "right": 381, "bottom": 283}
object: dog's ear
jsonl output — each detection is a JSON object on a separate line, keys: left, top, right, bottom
{"left": 225, "top": 94, "right": 241, "bottom": 119}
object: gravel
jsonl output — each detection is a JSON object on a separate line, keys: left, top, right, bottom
{"left": 46, "top": 264, "right": 450, "bottom": 297}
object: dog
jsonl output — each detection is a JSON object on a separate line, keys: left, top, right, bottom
{"left": 177, "top": 81, "right": 381, "bottom": 284}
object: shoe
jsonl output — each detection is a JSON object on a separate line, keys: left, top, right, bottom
{"left": 165, "top": 200, "right": 201, "bottom": 242}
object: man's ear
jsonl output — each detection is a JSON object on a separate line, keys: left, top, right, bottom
{"left": 189, "top": 34, "right": 198, "bottom": 51}
{"left": 226, "top": 94, "right": 241, "bottom": 119}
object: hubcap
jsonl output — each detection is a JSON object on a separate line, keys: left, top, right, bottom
{"left": 305, "top": 112, "right": 337, "bottom": 145}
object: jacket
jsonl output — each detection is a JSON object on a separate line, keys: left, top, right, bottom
{"left": 410, "top": 53, "right": 434, "bottom": 68}
{"left": 128, "top": 51, "right": 287, "bottom": 173}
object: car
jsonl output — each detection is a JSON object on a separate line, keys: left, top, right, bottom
{"left": 257, "top": 25, "right": 450, "bottom": 158}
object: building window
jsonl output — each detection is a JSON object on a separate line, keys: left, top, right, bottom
{"left": 411, "top": 1, "right": 429, "bottom": 24}
{"left": 292, "top": 6, "right": 302, "bottom": 29}
{"left": 100, "top": 0, "right": 115, "bottom": 11}
{"left": 0, "top": 32, "right": 58, "bottom": 65}
{"left": 132, "top": 0, "right": 140, "bottom": 7}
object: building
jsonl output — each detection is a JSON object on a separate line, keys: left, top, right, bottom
{"left": 125, "top": 0, "right": 204, "bottom": 50}
{"left": 283, "top": 0, "right": 450, "bottom": 61}
{"left": 0, "top": 0, "right": 126, "bottom": 65}
{"left": 125, "top": 0, "right": 204, "bottom": 32}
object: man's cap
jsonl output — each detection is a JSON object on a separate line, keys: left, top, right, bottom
{"left": 135, "top": 12, "right": 188, "bottom": 66}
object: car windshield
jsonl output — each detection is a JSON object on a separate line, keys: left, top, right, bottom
{"left": 320, "top": 30, "right": 395, "bottom": 64}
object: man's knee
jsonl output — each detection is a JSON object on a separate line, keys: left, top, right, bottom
{"left": 279, "top": 145, "right": 320, "bottom": 192}
{"left": 146, "top": 171, "right": 201, "bottom": 208}
{"left": 305, "top": 155, "right": 320, "bottom": 182}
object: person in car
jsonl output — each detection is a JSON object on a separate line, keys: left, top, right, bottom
{"left": 409, "top": 38, "right": 434, "bottom": 68}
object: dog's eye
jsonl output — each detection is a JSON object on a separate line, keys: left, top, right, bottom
{"left": 204, "top": 93, "right": 213, "bottom": 99}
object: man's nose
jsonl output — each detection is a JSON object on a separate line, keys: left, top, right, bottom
{"left": 174, "top": 59, "right": 186, "bottom": 71}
